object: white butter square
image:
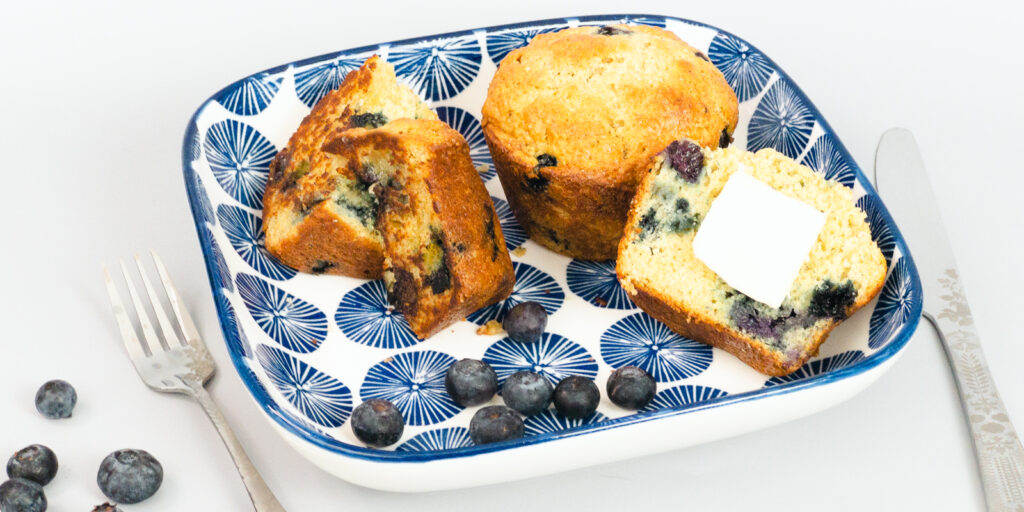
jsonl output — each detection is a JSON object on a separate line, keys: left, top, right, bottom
{"left": 692, "top": 170, "right": 826, "bottom": 309}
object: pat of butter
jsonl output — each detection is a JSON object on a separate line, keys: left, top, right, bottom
{"left": 692, "top": 170, "right": 825, "bottom": 308}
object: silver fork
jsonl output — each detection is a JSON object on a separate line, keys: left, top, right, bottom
{"left": 104, "top": 251, "right": 287, "bottom": 512}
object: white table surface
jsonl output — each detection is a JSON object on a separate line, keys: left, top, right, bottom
{"left": 2, "top": 1, "right": 1021, "bottom": 510}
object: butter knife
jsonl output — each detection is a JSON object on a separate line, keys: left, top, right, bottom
{"left": 875, "top": 128, "right": 1024, "bottom": 511}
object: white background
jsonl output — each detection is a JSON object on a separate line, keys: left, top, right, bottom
{"left": 1, "top": 1, "right": 1021, "bottom": 510}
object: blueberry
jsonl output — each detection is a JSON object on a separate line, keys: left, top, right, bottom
{"left": 7, "top": 445, "right": 58, "bottom": 486}
{"left": 351, "top": 399, "right": 404, "bottom": 447}
{"left": 664, "top": 139, "right": 704, "bottom": 183}
{"left": 96, "top": 449, "right": 163, "bottom": 505}
{"left": 637, "top": 208, "right": 659, "bottom": 240}
{"left": 595, "top": 25, "right": 631, "bottom": 36}
{"left": 524, "top": 173, "right": 549, "bottom": 193}
{"left": 349, "top": 111, "right": 388, "bottom": 129}
{"left": 91, "top": 504, "right": 122, "bottom": 512}
{"left": 501, "top": 371, "right": 553, "bottom": 416}
{"left": 0, "top": 478, "right": 47, "bottom": 512}
{"left": 719, "top": 127, "right": 733, "bottom": 148}
{"left": 469, "top": 405, "right": 524, "bottom": 445}
{"left": 34, "top": 380, "right": 76, "bottom": 419}
{"left": 553, "top": 376, "right": 600, "bottom": 419}
{"left": 535, "top": 153, "right": 557, "bottom": 169}
{"left": 445, "top": 359, "right": 498, "bottom": 407}
{"left": 503, "top": 301, "right": 547, "bottom": 343}
{"left": 809, "top": 280, "right": 857, "bottom": 319}
{"left": 606, "top": 366, "right": 657, "bottom": 410}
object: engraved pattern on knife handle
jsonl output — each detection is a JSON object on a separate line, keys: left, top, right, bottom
{"left": 932, "top": 268, "right": 1024, "bottom": 511}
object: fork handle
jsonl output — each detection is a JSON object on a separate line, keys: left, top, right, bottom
{"left": 191, "top": 385, "right": 288, "bottom": 512}
{"left": 926, "top": 309, "right": 1024, "bottom": 511}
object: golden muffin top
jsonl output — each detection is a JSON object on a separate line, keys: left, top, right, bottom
{"left": 481, "top": 24, "right": 738, "bottom": 188}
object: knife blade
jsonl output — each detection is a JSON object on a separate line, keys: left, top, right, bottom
{"left": 875, "top": 128, "right": 1024, "bottom": 512}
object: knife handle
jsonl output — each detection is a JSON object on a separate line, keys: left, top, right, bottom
{"left": 927, "top": 269, "right": 1024, "bottom": 511}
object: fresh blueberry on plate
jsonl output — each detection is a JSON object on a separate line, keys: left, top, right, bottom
{"left": 606, "top": 366, "right": 657, "bottom": 410}
{"left": 7, "top": 444, "right": 58, "bottom": 486}
{"left": 34, "top": 380, "right": 76, "bottom": 419}
{"left": 351, "top": 399, "right": 404, "bottom": 448}
{"left": 469, "top": 405, "right": 524, "bottom": 445}
{"left": 0, "top": 477, "right": 47, "bottom": 512}
{"left": 502, "top": 371, "right": 553, "bottom": 416}
{"left": 445, "top": 359, "right": 498, "bottom": 407}
{"left": 553, "top": 376, "right": 600, "bottom": 419}
{"left": 503, "top": 301, "right": 547, "bottom": 343}
{"left": 96, "top": 449, "right": 163, "bottom": 504}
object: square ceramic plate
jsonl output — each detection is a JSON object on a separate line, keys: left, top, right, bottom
{"left": 182, "top": 14, "right": 923, "bottom": 492}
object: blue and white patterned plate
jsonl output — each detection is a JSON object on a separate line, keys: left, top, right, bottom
{"left": 182, "top": 14, "right": 922, "bottom": 491}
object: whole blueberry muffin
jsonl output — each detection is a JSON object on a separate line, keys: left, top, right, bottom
{"left": 617, "top": 139, "right": 887, "bottom": 376}
{"left": 324, "top": 119, "right": 515, "bottom": 338}
{"left": 481, "top": 24, "right": 739, "bottom": 260}
{"left": 263, "top": 56, "right": 437, "bottom": 278}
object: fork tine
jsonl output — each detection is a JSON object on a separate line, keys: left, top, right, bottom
{"left": 135, "top": 255, "right": 185, "bottom": 348}
{"left": 151, "top": 250, "right": 205, "bottom": 349}
{"left": 103, "top": 266, "right": 150, "bottom": 361}
{"left": 119, "top": 259, "right": 164, "bottom": 355}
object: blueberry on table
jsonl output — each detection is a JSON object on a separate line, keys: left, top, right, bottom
{"left": 0, "top": 478, "right": 47, "bottom": 512}
{"left": 502, "top": 371, "right": 553, "bottom": 416}
{"left": 502, "top": 301, "right": 547, "bottom": 343}
{"left": 351, "top": 399, "right": 405, "bottom": 448}
{"left": 96, "top": 449, "right": 163, "bottom": 505}
{"left": 7, "top": 445, "right": 58, "bottom": 486}
{"left": 445, "top": 359, "right": 498, "bottom": 407}
{"left": 34, "top": 380, "right": 76, "bottom": 419}
{"left": 469, "top": 405, "right": 524, "bottom": 445}
{"left": 553, "top": 376, "right": 600, "bottom": 419}
{"left": 606, "top": 366, "right": 657, "bottom": 410}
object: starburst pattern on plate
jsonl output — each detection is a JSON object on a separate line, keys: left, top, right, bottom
{"left": 335, "top": 280, "right": 419, "bottom": 350}
{"left": 435, "top": 106, "right": 494, "bottom": 180}
{"left": 523, "top": 409, "right": 608, "bottom": 436}
{"left": 217, "top": 204, "right": 296, "bottom": 281}
{"left": 802, "top": 133, "right": 855, "bottom": 188}
{"left": 484, "top": 25, "right": 559, "bottom": 65}
{"left": 640, "top": 385, "right": 728, "bottom": 412}
{"left": 361, "top": 350, "right": 460, "bottom": 426}
{"left": 869, "top": 258, "right": 915, "bottom": 349}
{"left": 391, "top": 36, "right": 481, "bottom": 101}
{"left": 566, "top": 259, "right": 635, "bottom": 310}
{"left": 601, "top": 313, "right": 713, "bottom": 382}
{"left": 203, "top": 119, "right": 276, "bottom": 209}
{"left": 708, "top": 32, "right": 773, "bottom": 102}
{"left": 466, "top": 262, "right": 563, "bottom": 325}
{"left": 214, "top": 72, "right": 282, "bottom": 115}
{"left": 747, "top": 79, "right": 814, "bottom": 159}
{"left": 396, "top": 427, "right": 473, "bottom": 452}
{"left": 256, "top": 344, "right": 352, "bottom": 428}
{"left": 294, "top": 55, "right": 368, "bottom": 108}
{"left": 491, "top": 197, "right": 527, "bottom": 251}
{"left": 856, "top": 194, "right": 897, "bottom": 267}
{"left": 235, "top": 273, "right": 327, "bottom": 354}
{"left": 483, "top": 333, "right": 598, "bottom": 387}
{"left": 764, "top": 350, "right": 865, "bottom": 387}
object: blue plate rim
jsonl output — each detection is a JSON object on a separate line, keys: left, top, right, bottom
{"left": 181, "top": 12, "right": 923, "bottom": 464}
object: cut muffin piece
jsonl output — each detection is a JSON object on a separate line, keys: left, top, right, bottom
{"left": 482, "top": 24, "right": 738, "bottom": 260}
{"left": 324, "top": 119, "right": 515, "bottom": 339}
{"left": 617, "top": 139, "right": 887, "bottom": 376}
{"left": 262, "top": 55, "right": 438, "bottom": 278}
